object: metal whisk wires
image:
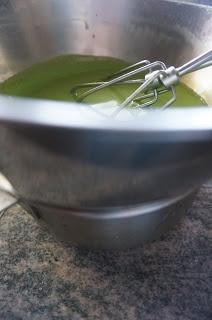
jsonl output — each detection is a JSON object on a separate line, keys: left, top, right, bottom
{"left": 70, "top": 50, "right": 212, "bottom": 115}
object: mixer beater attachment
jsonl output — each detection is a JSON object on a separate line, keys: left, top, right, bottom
{"left": 71, "top": 50, "right": 212, "bottom": 115}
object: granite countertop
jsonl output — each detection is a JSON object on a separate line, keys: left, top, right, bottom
{"left": 0, "top": 185, "right": 211, "bottom": 320}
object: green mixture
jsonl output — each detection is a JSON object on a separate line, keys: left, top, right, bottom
{"left": 0, "top": 55, "right": 206, "bottom": 108}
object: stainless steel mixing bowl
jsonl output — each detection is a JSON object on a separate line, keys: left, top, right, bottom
{"left": 0, "top": 0, "right": 212, "bottom": 248}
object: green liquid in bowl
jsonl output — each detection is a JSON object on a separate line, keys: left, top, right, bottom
{"left": 0, "top": 55, "right": 207, "bottom": 109}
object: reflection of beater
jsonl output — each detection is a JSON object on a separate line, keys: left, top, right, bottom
{"left": 71, "top": 50, "right": 212, "bottom": 114}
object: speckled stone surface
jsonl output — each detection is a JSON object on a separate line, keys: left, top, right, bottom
{"left": 0, "top": 186, "right": 211, "bottom": 320}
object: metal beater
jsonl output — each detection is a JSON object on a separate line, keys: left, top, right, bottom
{"left": 71, "top": 50, "right": 212, "bottom": 114}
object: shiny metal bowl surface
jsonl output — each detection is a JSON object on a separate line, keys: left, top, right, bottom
{"left": 0, "top": 0, "right": 212, "bottom": 248}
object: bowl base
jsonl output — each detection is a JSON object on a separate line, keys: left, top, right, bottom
{"left": 23, "top": 190, "right": 197, "bottom": 250}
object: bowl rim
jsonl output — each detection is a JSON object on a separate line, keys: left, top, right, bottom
{"left": 0, "top": 94, "right": 212, "bottom": 142}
